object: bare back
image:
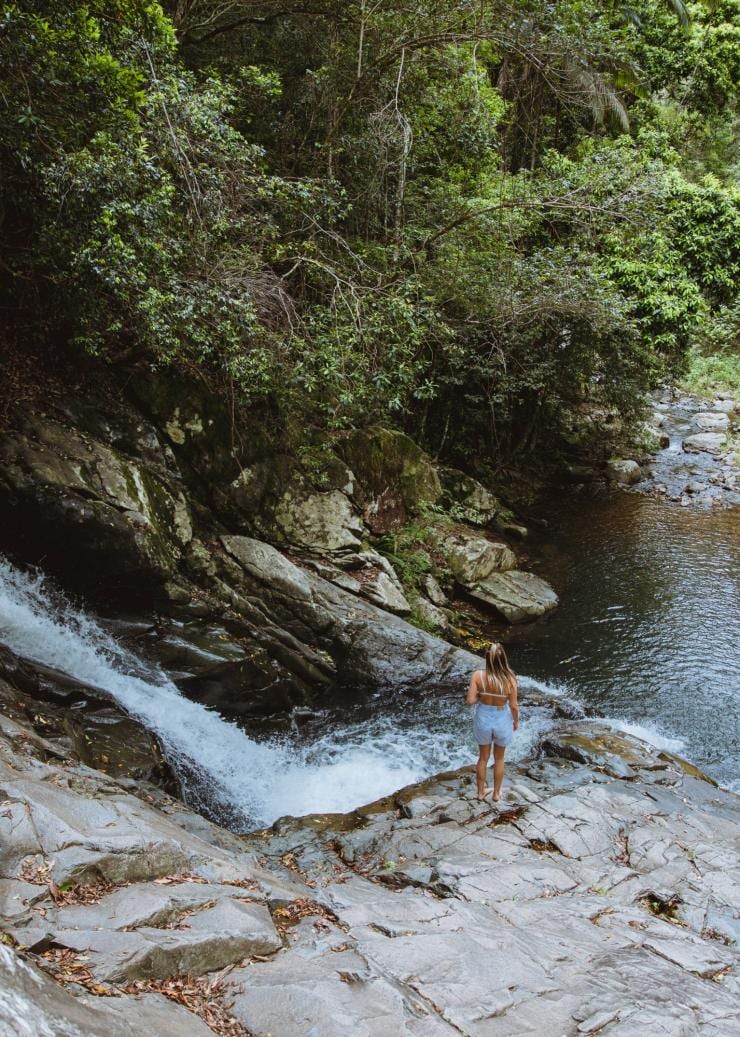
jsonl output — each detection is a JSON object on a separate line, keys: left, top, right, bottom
{"left": 475, "top": 669, "right": 512, "bottom": 707}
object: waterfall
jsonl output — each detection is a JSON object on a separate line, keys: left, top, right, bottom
{"left": 0, "top": 558, "right": 481, "bottom": 827}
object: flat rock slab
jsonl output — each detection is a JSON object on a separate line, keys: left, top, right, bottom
{"left": 684, "top": 432, "right": 728, "bottom": 453}
{"left": 469, "top": 570, "right": 558, "bottom": 623}
{"left": 52, "top": 879, "right": 262, "bottom": 932}
{"left": 693, "top": 412, "right": 730, "bottom": 431}
{"left": 49, "top": 899, "right": 280, "bottom": 983}
{"left": 2, "top": 714, "right": 739, "bottom": 1037}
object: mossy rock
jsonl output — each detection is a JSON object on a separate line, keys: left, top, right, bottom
{"left": 338, "top": 427, "right": 441, "bottom": 532}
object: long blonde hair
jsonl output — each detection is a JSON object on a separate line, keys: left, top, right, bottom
{"left": 484, "top": 642, "right": 516, "bottom": 695}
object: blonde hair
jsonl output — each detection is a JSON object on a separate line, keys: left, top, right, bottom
{"left": 484, "top": 642, "right": 516, "bottom": 695}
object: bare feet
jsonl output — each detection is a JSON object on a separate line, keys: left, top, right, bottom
{"left": 492, "top": 790, "right": 502, "bottom": 802}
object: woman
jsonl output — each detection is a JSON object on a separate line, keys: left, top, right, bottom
{"left": 466, "top": 642, "right": 519, "bottom": 801}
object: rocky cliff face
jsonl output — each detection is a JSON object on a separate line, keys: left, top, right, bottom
{"left": 1, "top": 705, "right": 738, "bottom": 1037}
{"left": 0, "top": 385, "right": 558, "bottom": 724}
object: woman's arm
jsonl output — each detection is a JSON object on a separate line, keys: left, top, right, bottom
{"left": 509, "top": 679, "right": 519, "bottom": 730}
{"left": 466, "top": 671, "right": 480, "bottom": 705}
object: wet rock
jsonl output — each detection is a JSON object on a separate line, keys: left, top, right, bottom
{"left": 693, "top": 412, "right": 730, "bottom": 432}
{"left": 684, "top": 432, "right": 727, "bottom": 453}
{"left": 468, "top": 570, "right": 558, "bottom": 623}
{"left": 606, "top": 458, "right": 642, "bottom": 485}
{"left": 0, "top": 654, "right": 174, "bottom": 788}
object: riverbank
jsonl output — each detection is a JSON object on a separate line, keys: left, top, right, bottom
{"left": 2, "top": 705, "right": 738, "bottom": 1036}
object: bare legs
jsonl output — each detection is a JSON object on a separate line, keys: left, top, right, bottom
{"left": 492, "top": 744, "right": 506, "bottom": 801}
{"left": 475, "top": 744, "right": 491, "bottom": 799}
{"left": 476, "top": 744, "right": 507, "bottom": 801}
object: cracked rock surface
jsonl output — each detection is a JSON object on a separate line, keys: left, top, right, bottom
{"left": 1, "top": 709, "right": 738, "bottom": 1036}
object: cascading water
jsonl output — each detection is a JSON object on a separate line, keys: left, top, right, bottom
{"left": 0, "top": 558, "right": 489, "bottom": 826}
{"left": 0, "top": 556, "right": 703, "bottom": 829}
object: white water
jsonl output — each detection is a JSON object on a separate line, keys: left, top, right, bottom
{"left": 0, "top": 559, "right": 475, "bottom": 826}
{"left": 0, "top": 558, "right": 700, "bottom": 828}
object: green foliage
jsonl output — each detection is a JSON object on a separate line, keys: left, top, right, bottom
{"left": 679, "top": 343, "right": 740, "bottom": 396}
{"left": 1, "top": 0, "right": 737, "bottom": 469}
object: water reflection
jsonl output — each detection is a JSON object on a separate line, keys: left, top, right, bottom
{"left": 512, "top": 491, "right": 739, "bottom": 789}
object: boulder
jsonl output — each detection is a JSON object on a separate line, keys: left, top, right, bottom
{"left": 360, "top": 570, "right": 411, "bottom": 615}
{"left": 693, "top": 412, "right": 729, "bottom": 432}
{"left": 439, "top": 467, "right": 502, "bottom": 526}
{"left": 467, "top": 570, "right": 558, "bottom": 623}
{"left": 272, "top": 486, "right": 364, "bottom": 553}
{"left": 712, "top": 398, "right": 736, "bottom": 414}
{"left": 606, "top": 458, "right": 642, "bottom": 485}
{"left": 433, "top": 530, "right": 517, "bottom": 586}
{"left": 411, "top": 596, "right": 450, "bottom": 632}
{"left": 229, "top": 457, "right": 366, "bottom": 555}
{"left": 306, "top": 551, "right": 411, "bottom": 615}
{"left": 684, "top": 432, "right": 727, "bottom": 453}
{"left": 338, "top": 427, "right": 442, "bottom": 533}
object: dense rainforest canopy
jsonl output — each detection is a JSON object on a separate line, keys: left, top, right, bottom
{"left": 1, "top": 0, "right": 738, "bottom": 465}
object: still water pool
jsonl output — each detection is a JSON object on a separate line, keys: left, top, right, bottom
{"left": 510, "top": 490, "right": 739, "bottom": 790}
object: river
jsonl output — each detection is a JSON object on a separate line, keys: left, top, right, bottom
{"left": 0, "top": 481, "right": 737, "bottom": 829}
{"left": 511, "top": 488, "right": 740, "bottom": 791}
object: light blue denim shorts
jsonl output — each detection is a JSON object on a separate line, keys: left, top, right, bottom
{"left": 473, "top": 702, "right": 514, "bottom": 747}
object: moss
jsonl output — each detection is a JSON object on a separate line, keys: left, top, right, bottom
{"left": 339, "top": 426, "right": 442, "bottom": 511}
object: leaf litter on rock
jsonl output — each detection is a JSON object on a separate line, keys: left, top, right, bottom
{"left": 123, "top": 973, "right": 257, "bottom": 1037}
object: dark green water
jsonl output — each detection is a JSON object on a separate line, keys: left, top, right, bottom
{"left": 510, "top": 490, "right": 739, "bottom": 790}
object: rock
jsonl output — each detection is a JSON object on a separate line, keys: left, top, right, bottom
{"left": 712, "top": 398, "right": 736, "bottom": 414}
{"left": 468, "top": 570, "right": 558, "bottom": 623}
{"left": 49, "top": 898, "right": 280, "bottom": 983}
{"left": 420, "top": 574, "right": 447, "bottom": 607}
{"left": 338, "top": 427, "right": 442, "bottom": 533}
{"left": 433, "top": 530, "right": 517, "bottom": 586}
{"left": 272, "top": 486, "right": 365, "bottom": 553}
{"left": 693, "top": 412, "right": 730, "bottom": 432}
{"left": 684, "top": 432, "right": 727, "bottom": 453}
{"left": 360, "top": 570, "right": 411, "bottom": 615}
{"left": 652, "top": 412, "right": 665, "bottom": 428}
{"left": 411, "top": 596, "right": 449, "bottom": 632}
{"left": 2, "top": 711, "right": 739, "bottom": 1037}
{"left": 229, "top": 456, "right": 367, "bottom": 555}
{"left": 606, "top": 458, "right": 642, "bottom": 485}
{"left": 220, "top": 535, "right": 477, "bottom": 687}
{"left": 685, "top": 480, "right": 705, "bottom": 495}
{"left": 0, "top": 945, "right": 214, "bottom": 1037}
{"left": 438, "top": 467, "right": 503, "bottom": 526}
{"left": 0, "top": 413, "right": 192, "bottom": 603}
